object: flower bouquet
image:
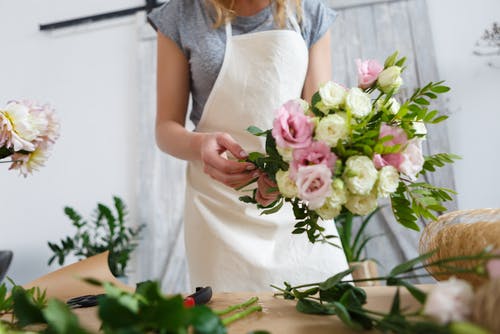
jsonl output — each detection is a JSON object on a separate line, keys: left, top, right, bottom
{"left": 0, "top": 100, "right": 59, "bottom": 176}
{"left": 239, "top": 52, "right": 459, "bottom": 243}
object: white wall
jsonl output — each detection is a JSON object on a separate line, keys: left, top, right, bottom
{"left": 0, "top": 0, "right": 144, "bottom": 284}
{"left": 426, "top": 0, "right": 500, "bottom": 209}
{"left": 1, "top": 0, "right": 499, "bottom": 284}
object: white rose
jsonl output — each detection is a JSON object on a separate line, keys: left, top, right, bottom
{"left": 345, "top": 191, "right": 378, "bottom": 216}
{"left": 377, "top": 166, "right": 400, "bottom": 198}
{"left": 376, "top": 97, "right": 400, "bottom": 115}
{"left": 277, "top": 146, "right": 293, "bottom": 162}
{"left": 377, "top": 66, "right": 403, "bottom": 94}
{"left": 314, "top": 113, "right": 349, "bottom": 147}
{"left": 345, "top": 87, "right": 372, "bottom": 118}
{"left": 316, "top": 179, "right": 347, "bottom": 219}
{"left": 412, "top": 121, "right": 427, "bottom": 138}
{"left": 275, "top": 169, "right": 298, "bottom": 198}
{"left": 423, "top": 277, "right": 474, "bottom": 324}
{"left": 316, "top": 81, "right": 347, "bottom": 114}
{"left": 343, "top": 156, "right": 378, "bottom": 195}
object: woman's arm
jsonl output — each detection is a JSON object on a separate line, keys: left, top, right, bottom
{"left": 155, "top": 32, "right": 256, "bottom": 187}
{"left": 302, "top": 30, "right": 332, "bottom": 102}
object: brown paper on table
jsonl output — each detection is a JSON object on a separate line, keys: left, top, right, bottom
{"left": 24, "top": 251, "right": 133, "bottom": 301}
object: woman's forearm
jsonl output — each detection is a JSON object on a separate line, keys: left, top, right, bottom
{"left": 155, "top": 120, "right": 203, "bottom": 162}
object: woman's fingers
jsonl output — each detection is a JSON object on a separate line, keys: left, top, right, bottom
{"left": 203, "top": 164, "right": 259, "bottom": 188}
{"left": 216, "top": 133, "right": 248, "bottom": 160}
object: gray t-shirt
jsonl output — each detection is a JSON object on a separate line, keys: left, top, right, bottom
{"left": 148, "top": 0, "right": 337, "bottom": 126}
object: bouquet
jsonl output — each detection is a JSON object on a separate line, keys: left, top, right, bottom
{"left": 0, "top": 100, "right": 60, "bottom": 176}
{"left": 239, "top": 52, "right": 459, "bottom": 243}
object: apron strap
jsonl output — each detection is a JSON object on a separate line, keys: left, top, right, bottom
{"left": 286, "top": 1, "right": 303, "bottom": 35}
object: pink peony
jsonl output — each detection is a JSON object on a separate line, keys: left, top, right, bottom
{"left": 295, "top": 164, "right": 332, "bottom": 210}
{"left": 255, "top": 173, "right": 280, "bottom": 207}
{"left": 290, "top": 141, "right": 337, "bottom": 179}
{"left": 272, "top": 100, "right": 313, "bottom": 149}
{"left": 356, "top": 59, "right": 384, "bottom": 90}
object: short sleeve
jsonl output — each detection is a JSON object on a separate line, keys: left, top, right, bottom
{"left": 147, "top": 0, "right": 185, "bottom": 56}
{"left": 301, "top": 0, "right": 337, "bottom": 48}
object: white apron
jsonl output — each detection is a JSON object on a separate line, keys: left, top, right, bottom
{"left": 184, "top": 15, "right": 350, "bottom": 291}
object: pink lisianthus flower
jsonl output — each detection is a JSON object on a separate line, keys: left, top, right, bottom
{"left": 373, "top": 123, "right": 409, "bottom": 169}
{"left": 290, "top": 141, "right": 337, "bottom": 179}
{"left": 398, "top": 139, "right": 424, "bottom": 180}
{"left": 272, "top": 100, "right": 313, "bottom": 149}
{"left": 255, "top": 173, "right": 280, "bottom": 207}
{"left": 356, "top": 59, "right": 384, "bottom": 90}
{"left": 296, "top": 164, "right": 332, "bottom": 210}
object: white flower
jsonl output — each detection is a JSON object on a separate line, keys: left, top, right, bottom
{"left": 9, "top": 143, "right": 50, "bottom": 177}
{"left": 316, "top": 179, "right": 347, "bottom": 219}
{"left": 412, "top": 121, "right": 427, "bottom": 138}
{"left": 345, "top": 87, "right": 372, "bottom": 118}
{"left": 377, "top": 166, "right": 400, "bottom": 198}
{"left": 423, "top": 277, "right": 474, "bottom": 324}
{"left": 399, "top": 139, "right": 424, "bottom": 181}
{"left": 316, "top": 81, "right": 347, "bottom": 114}
{"left": 0, "top": 102, "right": 38, "bottom": 152}
{"left": 376, "top": 97, "right": 400, "bottom": 115}
{"left": 296, "top": 98, "right": 310, "bottom": 112}
{"left": 377, "top": 66, "right": 403, "bottom": 94}
{"left": 314, "top": 113, "right": 349, "bottom": 147}
{"left": 275, "top": 169, "right": 298, "bottom": 198}
{"left": 345, "top": 191, "right": 378, "bottom": 216}
{"left": 277, "top": 146, "right": 293, "bottom": 162}
{"left": 343, "top": 156, "right": 378, "bottom": 195}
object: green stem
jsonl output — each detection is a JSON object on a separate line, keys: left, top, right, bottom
{"left": 214, "top": 296, "right": 259, "bottom": 316}
{"left": 221, "top": 305, "right": 262, "bottom": 326}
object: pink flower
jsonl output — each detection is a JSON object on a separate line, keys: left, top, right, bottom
{"left": 373, "top": 123, "right": 409, "bottom": 170}
{"left": 296, "top": 164, "right": 332, "bottom": 210}
{"left": 399, "top": 139, "right": 424, "bottom": 180}
{"left": 272, "top": 100, "right": 313, "bottom": 149}
{"left": 486, "top": 250, "right": 500, "bottom": 279}
{"left": 255, "top": 173, "right": 280, "bottom": 207}
{"left": 356, "top": 59, "right": 384, "bottom": 89}
{"left": 290, "top": 141, "right": 337, "bottom": 178}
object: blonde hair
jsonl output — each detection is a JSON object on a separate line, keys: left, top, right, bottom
{"left": 207, "top": 0, "right": 302, "bottom": 28}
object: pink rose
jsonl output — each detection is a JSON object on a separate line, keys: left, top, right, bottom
{"left": 296, "top": 165, "right": 332, "bottom": 210}
{"left": 272, "top": 100, "right": 313, "bottom": 149}
{"left": 290, "top": 141, "right": 337, "bottom": 179}
{"left": 356, "top": 59, "right": 384, "bottom": 90}
{"left": 399, "top": 139, "right": 424, "bottom": 180}
{"left": 255, "top": 173, "right": 280, "bottom": 207}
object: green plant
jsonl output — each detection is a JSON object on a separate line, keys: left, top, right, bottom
{"left": 47, "top": 196, "right": 144, "bottom": 277}
{"left": 335, "top": 207, "right": 383, "bottom": 263}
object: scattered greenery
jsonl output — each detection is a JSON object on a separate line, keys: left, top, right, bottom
{"left": 0, "top": 279, "right": 262, "bottom": 334}
{"left": 47, "top": 196, "right": 144, "bottom": 277}
{"left": 272, "top": 249, "right": 499, "bottom": 334}
{"left": 335, "top": 208, "right": 383, "bottom": 263}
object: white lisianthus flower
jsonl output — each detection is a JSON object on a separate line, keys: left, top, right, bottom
{"left": 376, "top": 97, "right": 400, "bottom": 115}
{"left": 275, "top": 169, "right": 298, "bottom": 198}
{"left": 377, "top": 66, "right": 403, "bottom": 94}
{"left": 316, "top": 81, "right": 347, "bottom": 114}
{"left": 316, "top": 179, "right": 347, "bottom": 219}
{"left": 277, "top": 145, "right": 293, "bottom": 162}
{"left": 345, "top": 87, "right": 372, "bottom": 118}
{"left": 345, "top": 191, "right": 378, "bottom": 216}
{"left": 377, "top": 166, "right": 400, "bottom": 198}
{"left": 412, "top": 121, "right": 427, "bottom": 138}
{"left": 343, "top": 156, "right": 378, "bottom": 195}
{"left": 296, "top": 98, "right": 310, "bottom": 113}
{"left": 314, "top": 113, "right": 349, "bottom": 147}
{"left": 423, "top": 277, "right": 474, "bottom": 324}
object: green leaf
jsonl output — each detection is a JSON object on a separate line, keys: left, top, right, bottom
{"left": 430, "top": 85, "right": 451, "bottom": 93}
{"left": 296, "top": 299, "right": 336, "bottom": 315}
{"left": 11, "top": 287, "right": 46, "bottom": 327}
{"left": 246, "top": 126, "right": 266, "bottom": 136}
{"left": 390, "top": 183, "right": 420, "bottom": 231}
{"left": 384, "top": 51, "right": 399, "bottom": 68}
{"left": 319, "top": 269, "right": 355, "bottom": 291}
{"left": 389, "top": 250, "right": 437, "bottom": 276}
{"left": 43, "top": 299, "right": 89, "bottom": 334}
{"left": 260, "top": 198, "right": 284, "bottom": 215}
{"left": 190, "top": 305, "right": 227, "bottom": 334}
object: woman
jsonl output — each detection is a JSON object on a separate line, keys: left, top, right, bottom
{"left": 148, "top": 0, "right": 350, "bottom": 291}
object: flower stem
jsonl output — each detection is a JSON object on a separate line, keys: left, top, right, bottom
{"left": 214, "top": 296, "right": 259, "bottom": 316}
{"left": 221, "top": 305, "right": 263, "bottom": 326}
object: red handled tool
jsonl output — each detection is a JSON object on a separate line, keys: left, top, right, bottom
{"left": 183, "top": 286, "right": 212, "bottom": 308}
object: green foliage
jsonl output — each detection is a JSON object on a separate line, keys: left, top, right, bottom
{"left": 421, "top": 153, "right": 461, "bottom": 175}
{"left": 47, "top": 196, "right": 145, "bottom": 277}
{"left": 335, "top": 209, "right": 383, "bottom": 262}
{"left": 273, "top": 249, "right": 500, "bottom": 334}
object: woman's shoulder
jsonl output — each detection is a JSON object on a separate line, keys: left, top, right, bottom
{"left": 299, "top": 0, "right": 337, "bottom": 47}
{"left": 149, "top": 0, "right": 209, "bottom": 27}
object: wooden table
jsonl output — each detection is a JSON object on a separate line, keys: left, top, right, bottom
{"left": 23, "top": 253, "right": 429, "bottom": 333}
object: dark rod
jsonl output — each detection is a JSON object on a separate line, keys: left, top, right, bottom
{"left": 39, "top": 1, "right": 163, "bottom": 31}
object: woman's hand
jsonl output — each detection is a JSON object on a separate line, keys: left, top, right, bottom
{"left": 199, "top": 132, "right": 258, "bottom": 189}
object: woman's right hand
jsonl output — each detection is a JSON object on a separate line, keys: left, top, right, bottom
{"left": 199, "top": 132, "right": 258, "bottom": 189}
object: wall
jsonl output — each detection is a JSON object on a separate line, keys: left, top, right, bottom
{"left": 426, "top": 0, "right": 500, "bottom": 209}
{"left": 1, "top": 0, "right": 499, "bottom": 284}
{"left": 0, "top": 0, "right": 144, "bottom": 284}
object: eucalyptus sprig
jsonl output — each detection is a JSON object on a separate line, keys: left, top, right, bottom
{"left": 272, "top": 249, "right": 499, "bottom": 334}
